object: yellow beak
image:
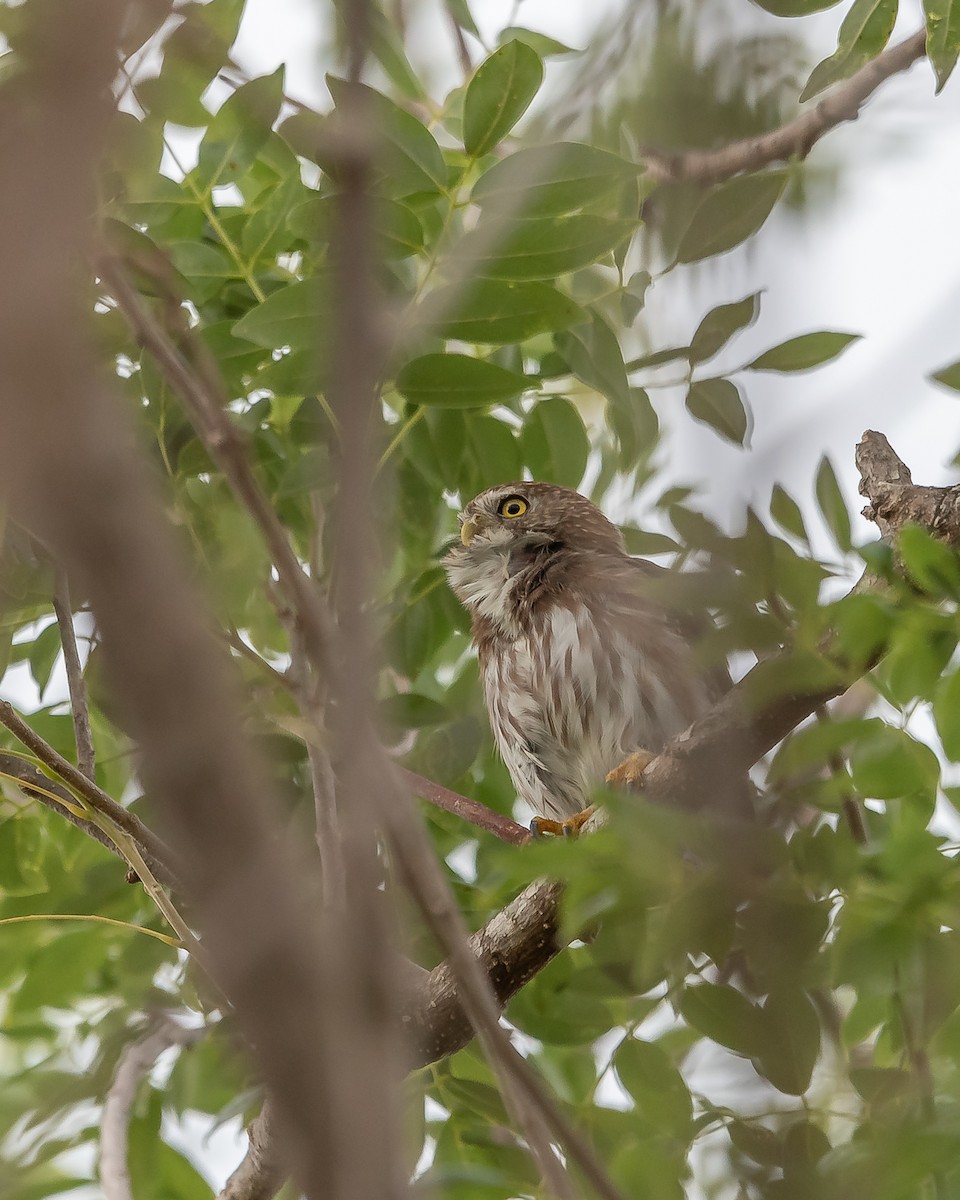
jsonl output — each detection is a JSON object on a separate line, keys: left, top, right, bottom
{"left": 459, "top": 515, "right": 478, "bottom": 546}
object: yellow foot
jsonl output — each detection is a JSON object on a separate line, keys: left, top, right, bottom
{"left": 605, "top": 749, "right": 656, "bottom": 788}
{"left": 530, "top": 805, "right": 596, "bottom": 839}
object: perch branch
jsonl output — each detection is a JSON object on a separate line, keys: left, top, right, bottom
{"left": 402, "top": 768, "right": 532, "bottom": 845}
{"left": 642, "top": 29, "right": 928, "bottom": 186}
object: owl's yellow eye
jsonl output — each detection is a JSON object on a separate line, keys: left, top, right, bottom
{"left": 498, "top": 496, "right": 528, "bottom": 519}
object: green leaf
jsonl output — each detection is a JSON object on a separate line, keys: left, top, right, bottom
{"left": 396, "top": 354, "right": 528, "bottom": 407}
{"left": 556, "top": 312, "right": 630, "bottom": 407}
{"left": 380, "top": 693, "right": 448, "bottom": 732}
{"left": 935, "top": 668, "right": 960, "bottom": 759}
{"left": 520, "top": 398, "right": 590, "bottom": 486}
{"left": 621, "top": 270, "right": 652, "bottom": 326}
{"left": 472, "top": 143, "right": 643, "bottom": 217}
{"left": 679, "top": 983, "right": 763, "bottom": 1057}
{"left": 445, "top": 0, "right": 481, "bottom": 38}
{"left": 194, "top": 68, "right": 285, "bottom": 191}
{"left": 849, "top": 726, "right": 940, "bottom": 802}
{"left": 756, "top": 989, "right": 821, "bottom": 1095}
{"left": 770, "top": 484, "right": 810, "bottom": 544}
{"left": 751, "top": 0, "right": 842, "bottom": 13}
{"left": 924, "top": 0, "right": 960, "bottom": 89}
{"left": 800, "top": 0, "right": 899, "bottom": 101}
{"left": 232, "top": 278, "right": 333, "bottom": 351}
{"left": 676, "top": 172, "right": 786, "bottom": 264}
{"left": 930, "top": 358, "right": 960, "bottom": 392}
{"left": 747, "top": 331, "right": 860, "bottom": 373}
{"left": 454, "top": 214, "right": 637, "bottom": 280}
{"left": 898, "top": 524, "right": 960, "bottom": 597}
{"left": 688, "top": 294, "right": 760, "bottom": 365}
{"left": 463, "top": 40, "right": 544, "bottom": 158}
{"left": 326, "top": 77, "right": 447, "bottom": 196}
{"left": 420, "top": 280, "right": 584, "bottom": 343}
{"left": 288, "top": 194, "right": 424, "bottom": 259}
{"left": 685, "top": 378, "right": 749, "bottom": 446}
{"left": 28, "top": 621, "right": 61, "bottom": 697}
{"left": 498, "top": 26, "right": 580, "bottom": 56}
{"left": 614, "top": 1038, "right": 692, "bottom": 1134}
{"left": 815, "top": 456, "right": 852, "bottom": 551}
{"left": 368, "top": 5, "right": 427, "bottom": 101}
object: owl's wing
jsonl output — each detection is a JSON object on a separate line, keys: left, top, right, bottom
{"left": 621, "top": 556, "right": 732, "bottom": 704}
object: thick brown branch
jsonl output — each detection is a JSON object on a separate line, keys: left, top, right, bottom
{"left": 401, "top": 877, "right": 563, "bottom": 1066}
{"left": 643, "top": 29, "right": 928, "bottom": 186}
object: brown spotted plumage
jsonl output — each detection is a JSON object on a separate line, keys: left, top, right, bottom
{"left": 444, "top": 482, "right": 724, "bottom": 826}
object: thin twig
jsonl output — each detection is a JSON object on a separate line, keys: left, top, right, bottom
{"left": 52, "top": 567, "right": 97, "bottom": 780}
{"left": 101, "top": 1016, "right": 204, "bottom": 1200}
{"left": 642, "top": 29, "right": 928, "bottom": 186}
{"left": 98, "top": 258, "right": 341, "bottom": 692}
{"left": 0, "top": 700, "right": 177, "bottom": 880}
{"left": 402, "top": 768, "right": 532, "bottom": 845}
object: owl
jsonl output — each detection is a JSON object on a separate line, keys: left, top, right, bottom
{"left": 444, "top": 482, "right": 724, "bottom": 835}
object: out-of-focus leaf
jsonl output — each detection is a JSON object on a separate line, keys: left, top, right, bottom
{"left": 420, "top": 280, "right": 584, "bottom": 343}
{"left": 898, "top": 524, "right": 960, "bottom": 598}
{"left": 556, "top": 312, "right": 630, "bottom": 407}
{"left": 935, "top": 668, "right": 960, "bottom": 759}
{"left": 194, "top": 68, "right": 285, "bottom": 191}
{"left": 849, "top": 725, "right": 939, "bottom": 803}
{"left": 396, "top": 354, "right": 528, "bottom": 407}
{"left": 463, "top": 40, "right": 543, "bottom": 158}
{"left": 930, "top": 358, "right": 960, "bottom": 392}
{"left": 769, "top": 483, "right": 810, "bottom": 544}
{"left": 454, "top": 214, "right": 637, "bottom": 280}
{"left": 676, "top": 172, "right": 786, "bottom": 264}
{"left": 679, "top": 983, "right": 763, "bottom": 1057}
{"left": 614, "top": 1038, "right": 692, "bottom": 1135}
{"left": 498, "top": 26, "right": 580, "bottom": 56}
{"left": 28, "top": 621, "right": 61, "bottom": 697}
{"left": 800, "top": 0, "right": 898, "bottom": 100}
{"left": 815, "top": 456, "right": 852, "bottom": 551}
{"left": 747, "top": 331, "right": 860, "bottom": 373}
{"left": 471, "top": 143, "right": 642, "bottom": 217}
{"left": 232, "top": 278, "right": 333, "bottom": 351}
{"left": 326, "top": 77, "right": 447, "bottom": 195}
{"left": 756, "top": 988, "right": 820, "bottom": 1095}
{"left": 688, "top": 294, "right": 759, "bottom": 365}
{"left": 685, "top": 378, "right": 749, "bottom": 445}
{"left": 520, "top": 398, "right": 589, "bottom": 486}
{"left": 621, "top": 269, "right": 652, "bottom": 325}
{"left": 752, "top": 0, "right": 841, "bottom": 13}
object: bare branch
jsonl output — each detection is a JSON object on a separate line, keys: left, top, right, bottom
{"left": 402, "top": 877, "right": 563, "bottom": 1066}
{"left": 101, "top": 1017, "right": 203, "bottom": 1200}
{"left": 219, "top": 1096, "right": 288, "bottom": 1200}
{"left": 857, "top": 427, "right": 960, "bottom": 544}
{"left": 643, "top": 29, "right": 928, "bottom": 186}
{"left": 52, "top": 568, "right": 97, "bottom": 780}
{"left": 402, "top": 768, "right": 532, "bottom": 845}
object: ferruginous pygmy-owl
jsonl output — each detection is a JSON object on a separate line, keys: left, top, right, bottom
{"left": 444, "top": 482, "right": 726, "bottom": 835}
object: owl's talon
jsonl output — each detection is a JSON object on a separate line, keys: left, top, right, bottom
{"left": 530, "top": 807, "right": 595, "bottom": 838}
{"left": 606, "top": 749, "right": 656, "bottom": 788}
{"left": 530, "top": 817, "right": 566, "bottom": 838}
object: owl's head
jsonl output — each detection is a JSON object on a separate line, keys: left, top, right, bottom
{"left": 453, "top": 482, "right": 626, "bottom": 557}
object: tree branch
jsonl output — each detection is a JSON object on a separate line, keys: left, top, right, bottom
{"left": 100, "top": 1016, "right": 203, "bottom": 1200}
{"left": 402, "top": 768, "right": 532, "bottom": 846}
{"left": 52, "top": 568, "right": 97, "bottom": 780}
{"left": 643, "top": 29, "right": 928, "bottom": 186}
{"left": 218, "top": 1096, "right": 287, "bottom": 1200}
{"left": 0, "top": 701, "right": 179, "bottom": 887}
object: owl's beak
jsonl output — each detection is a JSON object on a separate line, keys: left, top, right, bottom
{"left": 459, "top": 515, "right": 479, "bottom": 546}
